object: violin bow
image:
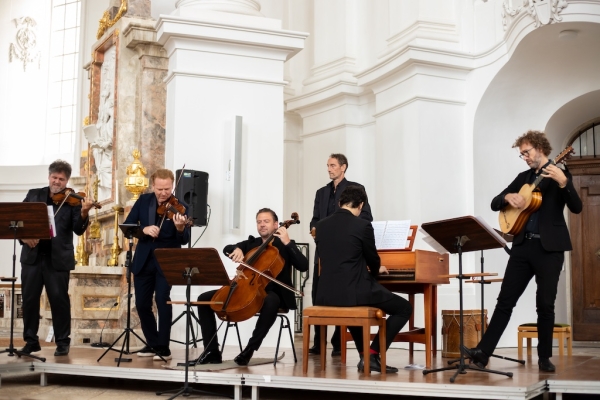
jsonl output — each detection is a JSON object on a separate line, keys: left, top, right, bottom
{"left": 236, "top": 260, "right": 304, "bottom": 297}
{"left": 53, "top": 190, "right": 73, "bottom": 217}
{"left": 157, "top": 163, "right": 186, "bottom": 232}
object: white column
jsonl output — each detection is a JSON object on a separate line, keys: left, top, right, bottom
{"left": 156, "top": 4, "right": 307, "bottom": 258}
{"left": 175, "top": 0, "right": 263, "bottom": 16}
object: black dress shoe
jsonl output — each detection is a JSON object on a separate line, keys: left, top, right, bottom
{"left": 308, "top": 345, "right": 320, "bottom": 355}
{"left": 538, "top": 358, "right": 556, "bottom": 372}
{"left": 234, "top": 347, "right": 255, "bottom": 366}
{"left": 331, "top": 347, "right": 341, "bottom": 357}
{"left": 54, "top": 345, "right": 70, "bottom": 356}
{"left": 461, "top": 345, "right": 489, "bottom": 368}
{"left": 198, "top": 349, "right": 222, "bottom": 364}
{"left": 20, "top": 342, "right": 42, "bottom": 354}
{"left": 357, "top": 354, "right": 398, "bottom": 373}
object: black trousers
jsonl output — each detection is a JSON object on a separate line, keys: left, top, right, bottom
{"left": 21, "top": 254, "right": 71, "bottom": 346}
{"left": 477, "top": 238, "right": 563, "bottom": 359}
{"left": 133, "top": 256, "right": 172, "bottom": 349}
{"left": 198, "top": 289, "right": 281, "bottom": 352}
{"left": 311, "top": 261, "right": 341, "bottom": 348}
{"left": 347, "top": 293, "right": 412, "bottom": 353}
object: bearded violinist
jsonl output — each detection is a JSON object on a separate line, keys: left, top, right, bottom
{"left": 20, "top": 160, "right": 94, "bottom": 357}
{"left": 124, "top": 168, "right": 190, "bottom": 361}
{"left": 197, "top": 208, "right": 308, "bottom": 366}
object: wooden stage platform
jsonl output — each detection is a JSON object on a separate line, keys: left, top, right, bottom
{"left": 0, "top": 344, "right": 599, "bottom": 400}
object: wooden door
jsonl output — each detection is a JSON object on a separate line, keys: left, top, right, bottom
{"left": 569, "top": 161, "right": 600, "bottom": 341}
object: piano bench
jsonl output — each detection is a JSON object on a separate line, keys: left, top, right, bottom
{"left": 517, "top": 323, "right": 572, "bottom": 359}
{"left": 302, "top": 306, "right": 386, "bottom": 376}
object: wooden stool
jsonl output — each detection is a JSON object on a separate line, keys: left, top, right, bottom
{"left": 517, "top": 323, "right": 572, "bottom": 359}
{"left": 302, "top": 306, "right": 386, "bottom": 375}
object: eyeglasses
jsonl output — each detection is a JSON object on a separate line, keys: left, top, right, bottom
{"left": 519, "top": 147, "right": 534, "bottom": 159}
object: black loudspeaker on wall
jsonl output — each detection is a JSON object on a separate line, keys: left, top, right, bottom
{"left": 175, "top": 169, "right": 209, "bottom": 226}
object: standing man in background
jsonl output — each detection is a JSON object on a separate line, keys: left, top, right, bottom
{"left": 124, "top": 169, "right": 191, "bottom": 361}
{"left": 309, "top": 153, "right": 373, "bottom": 356}
{"left": 20, "top": 160, "right": 93, "bottom": 357}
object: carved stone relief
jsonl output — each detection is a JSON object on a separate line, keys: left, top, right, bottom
{"left": 85, "top": 46, "right": 116, "bottom": 201}
{"left": 502, "top": 0, "right": 568, "bottom": 30}
{"left": 8, "top": 17, "right": 41, "bottom": 71}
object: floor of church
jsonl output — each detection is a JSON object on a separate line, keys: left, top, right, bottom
{"left": 0, "top": 336, "right": 599, "bottom": 400}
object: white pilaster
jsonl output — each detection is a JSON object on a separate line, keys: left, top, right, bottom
{"left": 156, "top": 4, "right": 307, "bottom": 263}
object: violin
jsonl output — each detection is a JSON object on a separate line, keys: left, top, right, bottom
{"left": 157, "top": 195, "right": 194, "bottom": 226}
{"left": 210, "top": 213, "right": 302, "bottom": 323}
{"left": 51, "top": 188, "right": 101, "bottom": 209}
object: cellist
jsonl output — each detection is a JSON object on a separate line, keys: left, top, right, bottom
{"left": 197, "top": 208, "right": 308, "bottom": 366}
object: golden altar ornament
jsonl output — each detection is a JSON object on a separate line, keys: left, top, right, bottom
{"left": 125, "top": 149, "right": 148, "bottom": 201}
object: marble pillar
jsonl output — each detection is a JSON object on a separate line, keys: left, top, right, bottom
{"left": 125, "top": 0, "right": 151, "bottom": 18}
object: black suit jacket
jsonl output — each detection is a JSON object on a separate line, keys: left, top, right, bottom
{"left": 310, "top": 178, "right": 372, "bottom": 231}
{"left": 491, "top": 166, "right": 582, "bottom": 251}
{"left": 315, "top": 209, "right": 394, "bottom": 306}
{"left": 20, "top": 187, "right": 89, "bottom": 271}
{"left": 223, "top": 236, "right": 308, "bottom": 311}
{"left": 124, "top": 193, "right": 191, "bottom": 275}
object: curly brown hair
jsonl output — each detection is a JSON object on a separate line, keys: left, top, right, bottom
{"left": 512, "top": 130, "right": 552, "bottom": 157}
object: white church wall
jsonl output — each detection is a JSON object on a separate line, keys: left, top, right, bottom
{"left": 0, "top": 0, "right": 52, "bottom": 166}
{"left": 473, "top": 14, "right": 600, "bottom": 348}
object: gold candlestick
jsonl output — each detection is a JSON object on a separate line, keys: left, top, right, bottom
{"left": 107, "top": 206, "right": 124, "bottom": 266}
{"left": 74, "top": 234, "right": 89, "bottom": 266}
{"left": 88, "top": 175, "right": 102, "bottom": 242}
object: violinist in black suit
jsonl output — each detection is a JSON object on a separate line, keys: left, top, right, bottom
{"left": 20, "top": 160, "right": 93, "bottom": 356}
{"left": 315, "top": 185, "right": 412, "bottom": 373}
{"left": 464, "top": 130, "right": 582, "bottom": 372}
{"left": 309, "top": 153, "right": 373, "bottom": 356}
{"left": 124, "top": 168, "right": 191, "bottom": 361}
{"left": 197, "top": 208, "right": 308, "bottom": 366}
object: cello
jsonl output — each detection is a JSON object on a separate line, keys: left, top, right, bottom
{"left": 211, "top": 213, "right": 303, "bottom": 322}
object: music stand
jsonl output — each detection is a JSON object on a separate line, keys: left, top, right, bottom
{"left": 97, "top": 223, "right": 156, "bottom": 366}
{"left": 460, "top": 248, "right": 524, "bottom": 366}
{"left": 0, "top": 202, "right": 49, "bottom": 362}
{"left": 421, "top": 216, "right": 513, "bottom": 382}
{"left": 154, "top": 248, "right": 231, "bottom": 400}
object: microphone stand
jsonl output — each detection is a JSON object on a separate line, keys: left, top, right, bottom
{"left": 91, "top": 302, "right": 119, "bottom": 348}
{"left": 97, "top": 225, "right": 165, "bottom": 366}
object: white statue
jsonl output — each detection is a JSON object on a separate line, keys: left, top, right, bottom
{"left": 84, "top": 48, "right": 116, "bottom": 201}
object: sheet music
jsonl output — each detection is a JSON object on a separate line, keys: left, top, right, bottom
{"left": 475, "top": 216, "right": 507, "bottom": 247}
{"left": 47, "top": 206, "right": 56, "bottom": 238}
{"left": 372, "top": 220, "right": 411, "bottom": 249}
{"left": 420, "top": 228, "right": 448, "bottom": 254}
{"left": 371, "top": 221, "right": 387, "bottom": 249}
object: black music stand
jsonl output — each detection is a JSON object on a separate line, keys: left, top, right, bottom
{"left": 461, "top": 248, "right": 525, "bottom": 366}
{"left": 421, "top": 216, "right": 513, "bottom": 382}
{"left": 169, "top": 192, "right": 202, "bottom": 349}
{"left": 97, "top": 223, "right": 158, "bottom": 366}
{"left": 154, "top": 248, "right": 231, "bottom": 400}
{"left": 170, "top": 305, "right": 202, "bottom": 348}
{"left": 0, "top": 202, "right": 49, "bottom": 362}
